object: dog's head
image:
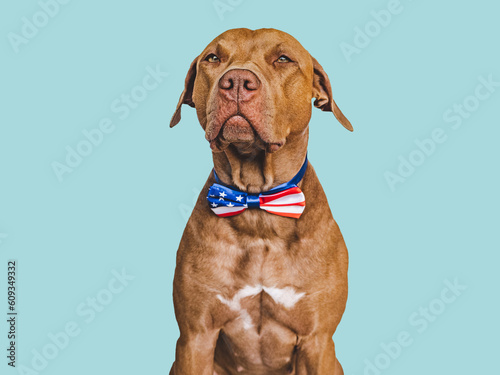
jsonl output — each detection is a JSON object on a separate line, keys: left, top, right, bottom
{"left": 170, "top": 28, "right": 352, "bottom": 153}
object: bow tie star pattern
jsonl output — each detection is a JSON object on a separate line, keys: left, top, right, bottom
{"left": 207, "top": 157, "right": 308, "bottom": 219}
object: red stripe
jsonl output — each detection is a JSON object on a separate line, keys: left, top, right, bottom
{"left": 262, "top": 186, "right": 302, "bottom": 200}
{"left": 261, "top": 201, "right": 305, "bottom": 208}
{"left": 216, "top": 209, "right": 246, "bottom": 218}
{"left": 260, "top": 187, "right": 302, "bottom": 204}
{"left": 268, "top": 211, "right": 303, "bottom": 219}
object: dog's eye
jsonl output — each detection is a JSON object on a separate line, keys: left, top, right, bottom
{"left": 205, "top": 54, "right": 220, "bottom": 63}
{"left": 276, "top": 55, "right": 292, "bottom": 63}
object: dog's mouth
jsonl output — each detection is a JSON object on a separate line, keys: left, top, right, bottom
{"left": 207, "top": 114, "right": 284, "bottom": 153}
{"left": 221, "top": 114, "right": 255, "bottom": 141}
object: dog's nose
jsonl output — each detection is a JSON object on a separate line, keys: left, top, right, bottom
{"left": 218, "top": 69, "right": 261, "bottom": 102}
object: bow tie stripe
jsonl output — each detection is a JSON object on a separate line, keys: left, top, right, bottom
{"left": 259, "top": 187, "right": 305, "bottom": 219}
{"left": 259, "top": 187, "right": 305, "bottom": 206}
{"left": 211, "top": 205, "right": 247, "bottom": 217}
{"left": 207, "top": 157, "right": 308, "bottom": 219}
{"left": 260, "top": 204, "right": 305, "bottom": 219}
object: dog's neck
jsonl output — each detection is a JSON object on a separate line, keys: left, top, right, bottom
{"left": 212, "top": 131, "right": 309, "bottom": 194}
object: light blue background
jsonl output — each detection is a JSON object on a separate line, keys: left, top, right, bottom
{"left": 1, "top": 0, "right": 499, "bottom": 374}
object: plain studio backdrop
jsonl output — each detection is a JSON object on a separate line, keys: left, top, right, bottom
{"left": 1, "top": 0, "right": 499, "bottom": 374}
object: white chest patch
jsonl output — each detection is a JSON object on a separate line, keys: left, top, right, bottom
{"left": 217, "top": 285, "right": 305, "bottom": 330}
{"left": 262, "top": 286, "right": 306, "bottom": 309}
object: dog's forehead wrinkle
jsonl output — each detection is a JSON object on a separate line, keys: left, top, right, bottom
{"left": 273, "top": 42, "right": 294, "bottom": 54}
{"left": 214, "top": 40, "right": 231, "bottom": 56}
{"left": 209, "top": 30, "right": 305, "bottom": 59}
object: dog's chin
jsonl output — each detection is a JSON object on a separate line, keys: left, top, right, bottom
{"left": 208, "top": 116, "right": 284, "bottom": 154}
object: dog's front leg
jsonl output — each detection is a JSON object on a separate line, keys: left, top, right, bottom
{"left": 170, "top": 329, "right": 220, "bottom": 375}
{"left": 295, "top": 335, "right": 343, "bottom": 375}
{"left": 170, "top": 267, "right": 222, "bottom": 374}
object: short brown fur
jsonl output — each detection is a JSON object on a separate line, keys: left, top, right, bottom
{"left": 169, "top": 28, "right": 351, "bottom": 375}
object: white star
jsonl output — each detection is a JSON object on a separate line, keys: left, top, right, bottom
{"left": 219, "top": 197, "right": 225, "bottom": 201}
{"left": 211, "top": 203, "right": 218, "bottom": 207}
{"left": 236, "top": 195, "right": 243, "bottom": 202}
{"left": 227, "top": 202, "right": 234, "bottom": 207}
{"left": 243, "top": 204, "right": 248, "bottom": 208}
{"left": 219, "top": 191, "right": 227, "bottom": 198}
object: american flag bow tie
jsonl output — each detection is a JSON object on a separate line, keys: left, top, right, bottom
{"left": 207, "top": 157, "right": 308, "bottom": 219}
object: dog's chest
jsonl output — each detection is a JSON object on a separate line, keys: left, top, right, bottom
{"left": 213, "top": 229, "right": 320, "bottom": 338}
{"left": 215, "top": 280, "right": 312, "bottom": 370}
{"left": 206, "top": 211, "right": 337, "bottom": 367}
{"left": 217, "top": 284, "right": 305, "bottom": 329}
{"left": 205, "top": 212, "right": 339, "bottom": 369}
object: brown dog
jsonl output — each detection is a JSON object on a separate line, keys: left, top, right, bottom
{"left": 169, "top": 28, "right": 352, "bottom": 375}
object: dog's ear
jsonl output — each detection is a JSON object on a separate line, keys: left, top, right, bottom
{"left": 170, "top": 56, "right": 198, "bottom": 127}
{"left": 311, "top": 57, "right": 353, "bottom": 132}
